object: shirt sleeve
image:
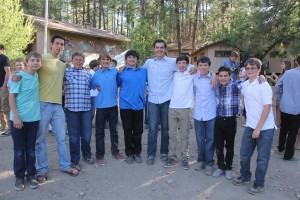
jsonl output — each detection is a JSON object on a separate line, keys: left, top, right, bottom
{"left": 3, "top": 56, "right": 11, "bottom": 67}
{"left": 274, "top": 74, "right": 284, "bottom": 101}
{"left": 261, "top": 82, "right": 273, "bottom": 105}
{"left": 117, "top": 73, "right": 122, "bottom": 87}
{"left": 10, "top": 79, "right": 21, "bottom": 94}
{"left": 90, "top": 72, "right": 98, "bottom": 90}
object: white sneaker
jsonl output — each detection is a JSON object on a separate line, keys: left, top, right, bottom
{"left": 225, "top": 170, "right": 234, "bottom": 180}
{"left": 212, "top": 169, "right": 224, "bottom": 178}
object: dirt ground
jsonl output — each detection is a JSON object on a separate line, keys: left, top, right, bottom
{"left": 0, "top": 113, "right": 299, "bottom": 200}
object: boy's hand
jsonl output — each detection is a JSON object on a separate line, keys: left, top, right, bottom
{"left": 118, "top": 66, "right": 125, "bottom": 74}
{"left": 14, "top": 116, "right": 23, "bottom": 129}
{"left": 211, "top": 73, "right": 218, "bottom": 88}
{"left": 0, "top": 85, "right": 7, "bottom": 91}
{"left": 189, "top": 67, "right": 197, "bottom": 75}
{"left": 258, "top": 75, "right": 266, "bottom": 84}
{"left": 97, "top": 86, "right": 101, "bottom": 92}
{"left": 12, "top": 72, "right": 22, "bottom": 83}
{"left": 252, "top": 128, "right": 260, "bottom": 139}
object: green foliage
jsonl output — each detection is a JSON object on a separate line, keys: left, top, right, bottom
{"left": 127, "top": 20, "right": 159, "bottom": 64}
{"left": 213, "top": 0, "right": 300, "bottom": 60}
{"left": 0, "top": 0, "right": 34, "bottom": 60}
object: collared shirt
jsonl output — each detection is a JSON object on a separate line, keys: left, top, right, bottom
{"left": 221, "top": 58, "right": 239, "bottom": 81}
{"left": 170, "top": 70, "right": 196, "bottom": 108}
{"left": 117, "top": 66, "right": 147, "bottom": 110}
{"left": 241, "top": 78, "right": 276, "bottom": 130}
{"left": 216, "top": 80, "right": 241, "bottom": 117}
{"left": 91, "top": 67, "right": 118, "bottom": 108}
{"left": 275, "top": 67, "right": 300, "bottom": 115}
{"left": 64, "top": 67, "right": 92, "bottom": 112}
{"left": 143, "top": 56, "right": 177, "bottom": 104}
{"left": 193, "top": 71, "right": 217, "bottom": 121}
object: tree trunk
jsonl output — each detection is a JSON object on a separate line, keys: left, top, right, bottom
{"left": 192, "top": 0, "right": 200, "bottom": 52}
{"left": 87, "top": 0, "right": 91, "bottom": 23}
{"left": 120, "top": 4, "right": 124, "bottom": 34}
{"left": 93, "top": 0, "right": 97, "bottom": 27}
{"left": 98, "top": 0, "right": 102, "bottom": 29}
{"left": 175, "top": 0, "right": 181, "bottom": 55}
{"left": 82, "top": 2, "right": 85, "bottom": 25}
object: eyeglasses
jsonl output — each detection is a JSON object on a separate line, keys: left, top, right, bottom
{"left": 245, "top": 67, "right": 258, "bottom": 71}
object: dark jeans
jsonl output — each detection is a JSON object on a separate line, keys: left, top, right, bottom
{"left": 11, "top": 121, "right": 39, "bottom": 179}
{"left": 95, "top": 106, "right": 119, "bottom": 158}
{"left": 214, "top": 117, "right": 236, "bottom": 170}
{"left": 91, "top": 96, "right": 96, "bottom": 121}
{"left": 277, "top": 112, "right": 300, "bottom": 160}
{"left": 66, "top": 109, "right": 93, "bottom": 164}
{"left": 144, "top": 95, "right": 148, "bottom": 126}
{"left": 120, "top": 109, "right": 143, "bottom": 156}
{"left": 147, "top": 101, "right": 170, "bottom": 157}
{"left": 240, "top": 127, "right": 274, "bottom": 187}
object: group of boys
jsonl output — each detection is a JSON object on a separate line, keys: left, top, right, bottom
{"left": 4, "top": 35, "right": 299, "bottom": 195}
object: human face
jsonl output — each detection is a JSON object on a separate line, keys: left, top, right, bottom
{"left": 100, "top": 57, "right": 111, "bottom": 69}
{"left": 154, "top": 42, "right": 166, "bottom": 59}
{"left": 126, "top": 55, "right": 138, "bottom": 68}
{"left": 281, "top": 62, "right": 286, "bottom": 70}
{"left": 50, "top": 38, "right": 65, "bottom": 58}
{"left": 218, "top": 71, "right": 231, "bottom": 86}
{"left": 72, "top": 55, "right": 84, "bottom": 69}
{"left": 177, "top": 60, "right": 188, "bottom": 72}
{"left": 26, "top": 56, "right": 42, "bottom": 71}
{"left": 245, "top": 64, "right": 260, "bottom": 81}
{"left": 229, "top": 56, "right": 237, "bottom": 62}
{"left": 93, "top": 65, "right": 100, "bottom": 72}
{"left": 197, "top": 62, "right": 210, "bottom": 77}
{"left": 15, "top": 62, "right": 25, "bottom": 72}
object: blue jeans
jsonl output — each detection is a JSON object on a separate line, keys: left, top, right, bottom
{"left": 11, "top": 121, "right": 39, "bottom": 179}
{"left": 95, "top": 106, "right": 119, "bottom": 158}
{"left": 194, "top": 118, "right": 216, "bottom": 166}
{"left": 147, "top": 100, "right": 170, "bottom": 157}
{"left": 240, "top": 127, "right": 274, "bottom": 187}
{"left": 36, "top": 102, "right": 70, "bottom": 173}
{"left": 66, "top": 109, "right": 93, "bottom": 165}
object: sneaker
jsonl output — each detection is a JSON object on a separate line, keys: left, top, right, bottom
{"left": 232, "top": 176, "right": 250, "bottom": 186}
{"left": 248, "top": 184, "right": 264, "bottom": 195}
{"left": 28, "top": 178, "right": 39, "bottom": 189}
{"left": 83, "top": 157, "right": 95, "bottom": 165}
{"left": 163, "top": 158, "right": 176, "bottom": 168}
{"left": 205, "top": 166, "right": 213, "bottom": 176}
{"left": 181, "top": 159, "right": 190, "bottom": 170}
{"left": 125, "top": 155, "right": 134, "bottom": 164}
{"left": 15, "top": 178, "right": 25, "bottom": 191}
{"left": 71, "top": 163, "right": 81, "bottom": 172}
{"left": 96, "top": 157, "right": 106, "bottom": 166}
{"left": 146, "top": 156, "right": 155, "bottom": 165}
{"left": 0, "top": 126, "right": 5, "bottom": 131}
{"left": 225, "top": 170, "right": 234, "bottom": 180}
{"left": 194, "top": 162, "right": 204, "bottom": 171}
{"left": 134, "top": 154, "right": 143, "bottom": 163}
{"left": 212, "top": 169, "right": 224, "bottom": 178}
{"left": 0, "top": 130, "right": 11, "bottom": 137}
{"left": 113, "top": 153, "right": 126, "bottom": 161}
{"left": 160, "top": 154, "right": 168, "bottom": 162}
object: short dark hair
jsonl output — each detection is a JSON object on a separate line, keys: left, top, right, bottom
{"left": 176, "top": 55, "right": 189, "bottom": 64}
{"left": 125, "top": 50, "right": 139, "bottom": 60}
{"left": 15, "top": 58, "right": 25, "bottom": 64}
{"left": 296, "top": 54, "right": 300, "bottom": 66}
{"left": 25, "top": 51, "right": 42, "bottom": 62}
{"left": 89, "top": 59, "right": 100, "bottom": 69}
{"left": 153, "top": 39, "right": 167, "bottom": 49}
{"left": 0, "top": 44, "right": 4, "bottom": 50}
{"left": 50, "top": 34, "right": 65, "bottom": 44}
{"left": 230, "top": 51, "right": 239, "bottom": 58}
{"left": 112, "top": 59, "right": 117, "bottom": 66}
{"left": 283, "top": 61, "right": 292, "bottom": 70}
{"left": 196, "top": 56, "right": 211, "bottom": 66}
{"left": 98, "top": 51, "right": 112, "bottom": 61}
{"left": 218, "top": 66, "right": 231, "bottom": 75}
{"left": 245, "top": 58, "right": 262, "bottom": 69}
{"left": 71, "top": 52, "right": 85, "bottom": 61}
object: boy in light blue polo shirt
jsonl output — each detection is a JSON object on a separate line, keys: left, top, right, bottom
{"left": 91, "top": 51, "right": 125, "bottom": 165}
{"left": 10, "top": 52, "right": 42, "bottom": 191}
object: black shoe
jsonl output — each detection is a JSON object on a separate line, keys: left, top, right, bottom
{"left": 15, "top": 178, "right": 25, "bottom": 191}
{"left": 232, "top": 176, "right": 250, "bottom": 186}
{"left": 163, "top": 158, "right": 176, "bottom": 168}
{"left": 134, "top": 154, "right": 143, "bottom": 163}
{"left": 28, "top": 178, "right": 39, "bottom": 189}
{"left": 0, "top": 130, "right": 11, "bottom": 137}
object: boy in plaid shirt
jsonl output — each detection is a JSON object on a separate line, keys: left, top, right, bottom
{"left": 212, "top": 66, "right": 241, "bottom": 180}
